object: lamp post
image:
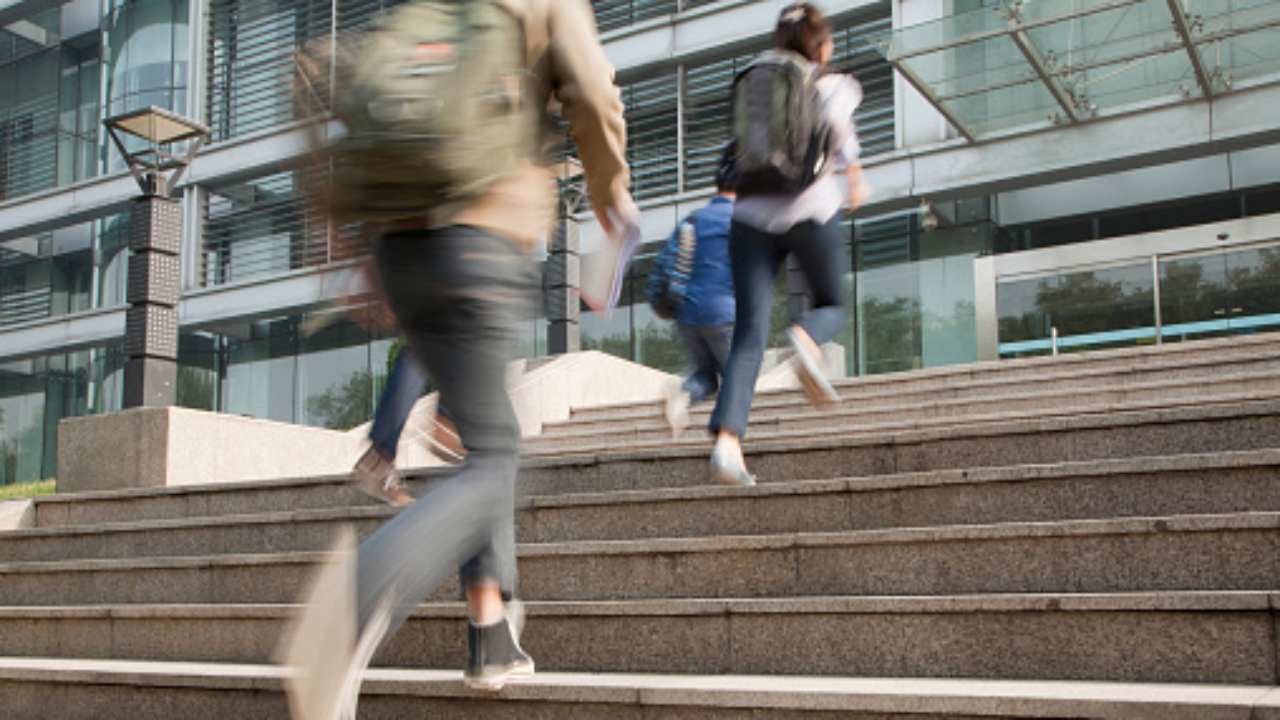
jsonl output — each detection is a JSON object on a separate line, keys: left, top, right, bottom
{"left": 103, "top": 106, "right": 209, "bottom": 408}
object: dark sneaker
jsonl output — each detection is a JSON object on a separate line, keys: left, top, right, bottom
{"left": 463, "top": 601, "right": 535, "bottom": 691}
{"left": 352, "top": 445, "right": 414, "bottom": 507}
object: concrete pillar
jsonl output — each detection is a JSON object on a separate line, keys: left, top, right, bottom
{"left": 123, "top": 194, "right": 182, "bottom": 407}
{"left": 546, "top": 216, "right": 582, "bottom": 354}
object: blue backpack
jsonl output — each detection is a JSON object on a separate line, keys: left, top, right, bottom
{"left": 646, "top": 219, "right": 697, "bottom": 320}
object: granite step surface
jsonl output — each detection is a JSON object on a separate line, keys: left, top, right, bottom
{"left": 0, "top": 592, "right": 1274, "bottom": 684}
{"left": 534, "top": 369, "right": 1280, "bottom": 448}
{"left": 0, "top": 512, "right": 1276, "bottom": 605}
{"left": 10, "top": 451, "right": 1280, "bottom": 560}
{"left": 569, "top": 331, "right": 1280, "bottom": 424}
{"left": 1, "top": 658, "right": 1278, "bottom": 719}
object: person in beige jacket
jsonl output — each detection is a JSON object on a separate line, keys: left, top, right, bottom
{"left": 281, "top": 2, "right": 634, "bottom": 717}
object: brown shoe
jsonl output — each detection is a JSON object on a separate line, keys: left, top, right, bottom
{"left": 352, "top": 446, "right": 414, "bottom": 507}
{"left": 428, "top": 413, "right": 467, "bottom": 464}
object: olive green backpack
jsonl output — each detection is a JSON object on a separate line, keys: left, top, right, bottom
{"left": 294, "top": 1, "right": 536, "bottom": 223}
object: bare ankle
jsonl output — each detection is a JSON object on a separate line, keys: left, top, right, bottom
{"left": 466, "top": 583, "right": 505, "bottom": 626}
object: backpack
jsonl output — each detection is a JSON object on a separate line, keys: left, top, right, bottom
{"left": 293, "top": 1, "right": 537, "bottom": 223}
{"left": 647, "top": 219, "right": 698, "bottom": 320}
{"left": 730, "top": 49, "right": 831, "bottom": 197}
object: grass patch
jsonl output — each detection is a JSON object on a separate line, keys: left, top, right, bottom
{"left": 0, "top": 479, "right": 55, "bottom": 501}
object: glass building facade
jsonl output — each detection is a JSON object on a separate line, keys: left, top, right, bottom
{"left": 2, "top": 0, "right": 1280, "bottom": 485}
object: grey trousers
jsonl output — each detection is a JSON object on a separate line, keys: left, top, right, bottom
{"left": 355, "top": 225, "right": 528, "bottom": 639}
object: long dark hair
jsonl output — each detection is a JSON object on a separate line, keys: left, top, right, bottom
{"left": 774, "top": 3, "right": 832, "bottom": 64}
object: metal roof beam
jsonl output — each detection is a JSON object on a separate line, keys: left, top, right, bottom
{"left": 1006, "top": 9, "right": 1083, "bottom": 124}
{"left": 1165, "top": 0, "right": 1214, "bottom": 98}
{"left": 889, "top": 57, "right": 977, "bottom": 144}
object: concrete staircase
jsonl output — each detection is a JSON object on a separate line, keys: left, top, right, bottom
{"left": 7, "top": 333, "right": 1280, "bottom": 718}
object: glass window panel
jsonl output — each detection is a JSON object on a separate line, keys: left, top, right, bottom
{"left": 1227, "top": 245, "right": 1280, "bottom": 333}
{"left": 581, "top": 302, "right": 634, "bottom": 361}
{"left": 0, "top": 358, "right": 47, "bottom": 485}
{"left": 1159, "top": 252, "right": 1230, "bottom": 342}
{"left": 903, "top": 35, "right": 1034, "bottom": 100}
{"left": 0, "top": 341, "right": 123, "bottom": 487}
{"left": 999, "top": 262, "right": 1155, "bottom": 355}
{"left": 204, "top": 170, "right": 330, "bottom": 286}
{"left": 1024, "top": 0, "right": 1177, "bottom": 72}
{"left": 888, "top": 2, "right": 1009, "bottom": 60}
{"left": 1070, "top": 50, "right": 1198, "bottom": 115}
{"left": 621, "top": 72, "right": 679, "bottom": 201}
{"left": 593, "top": 0, "right": 678, "bottom": 34}
{"left": 298, "top": 316, "right": 373, "bottom": 430}
{"left": 224, "top": 319, "right": 299, "bottom": 422}
{"left": 178, "top": 332, "right": 221, "bottom": 411}
{"left": 1197, "top": 10, "right": 1280, "bottom": 91}
{"left": 943, "top": 78, "right": 1061, "bottom": 136}
{"left": 858, "top": 261, "right": 921, "bottom": 374}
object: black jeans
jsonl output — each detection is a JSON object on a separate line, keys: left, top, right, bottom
{"left": 355, "top": 225, "right": 529, "bottom": 638}
{"left": 709, "top": 218, "right": 848, "bottom": 438}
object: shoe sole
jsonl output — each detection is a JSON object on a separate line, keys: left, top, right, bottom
{"left": 795, "top": 365, "right": 838, "bottom": 410}
{"left": 353, "top": 479, "right": 414, "bottom": 508}
{"left": 710, "top": 461, "right": 756, "bottom": 488}
{"left": 463, "top": 662, "right": 536, "bottom": 691}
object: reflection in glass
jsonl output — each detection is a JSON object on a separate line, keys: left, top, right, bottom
{"left": 998, "top": 262, "right": 1155, "bottom": 356}
{"left": 1160, "top": 244, "right": 1280, "bottom": 342}
{"left": 0, "top": 342, "right": 123, "bottom": 486}
{"left": 0, "top": 211, "right": 130, "bottom": 328}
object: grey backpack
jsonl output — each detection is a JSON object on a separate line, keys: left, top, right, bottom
{"left": 730, "top": 49, "right": 831, "bottom": 197}
{"left": 294, "top": 1, "right": 537, "bottom": 223}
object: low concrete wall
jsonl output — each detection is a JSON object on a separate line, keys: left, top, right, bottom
{"left": 56, "top": 345, "right": 840, "bottom": 492}
{"left": 508, "top": 351, "right": 675, "bottom": 437}
{"left": 349, "top": 350, "right": 677, "bottom": 466}
{"left": 0, "top": 500, "right": 34, "bottom": 531}
{"left": 59, "top": 407, "right": 363, "bottom": 494}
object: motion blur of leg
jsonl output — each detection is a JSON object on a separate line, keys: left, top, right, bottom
{"left": 281, "top": 225, "right": 534, "bottom": 720}
{"left": 353, "top": 351, "right": 426, "bottom": 507}
{"left": 782, "top": 219, "right": 847, "bottom": 410}
{"left": 353, "top": 347, "right": 468, "bottom": 507}
{"left": 667, "top": 323, "right": 734, "bottom": 437}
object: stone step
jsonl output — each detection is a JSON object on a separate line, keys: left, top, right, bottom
{"left": 562, "top": 346, "right": 1280, "bottom": 428}
{"left": 517, "top": 397, "right": 1280, "bottom": 494}
{"left": 0, "top": 592, "right": 1274, "bottom": 685}
{"left": 569, "top": 331, "right": 1280, "bottom": 424}
{"left": 10, "top": 451, "right": 1280, "bottom": 560}
{"left": 535, "top": 370, "right": 1280, "bottom": 447}
{"left": 31, "top": 398, "right": 1280, "bottom": 531}
{"left": 0, "top": 512, "right": 1275, "bottom": 605}
{"left": 530, "top": 388, "right": 1280, "bottom": 457}
{"left": 1, "top": 657, "right": 1277, "bottom": 719}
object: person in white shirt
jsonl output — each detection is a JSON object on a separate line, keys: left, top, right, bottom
{"left": 708, "top": 2, "right": 871, "bottom": 486}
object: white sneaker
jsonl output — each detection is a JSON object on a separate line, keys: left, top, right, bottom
{"left": 664, "top": 378, "right": 692, "bottom": 438}
{"left": 788, "top": 327, "right": 839, "bottom": 410}
{"left": 709, "top": 437, "right": 756, "bottom": 488}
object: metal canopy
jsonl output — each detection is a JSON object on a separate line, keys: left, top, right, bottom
{"left": 879, "top": 0, "right": 1280, "bottom": 142}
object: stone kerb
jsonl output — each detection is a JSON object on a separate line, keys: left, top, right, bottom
{"left": 58, "top": 407, "right": 363, "bottom": 493}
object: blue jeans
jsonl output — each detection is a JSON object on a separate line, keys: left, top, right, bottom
{"left": 709, "top": 218, "right": 848, "bottom": 438}
{"left": 678, "top": 323, "right": 734, "bottom": 404}
{"left": 369, "top": 351, "right": 429, "bottom": 460}
{"left": 356, "top": 226, "right": 529, "bottom": 640}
